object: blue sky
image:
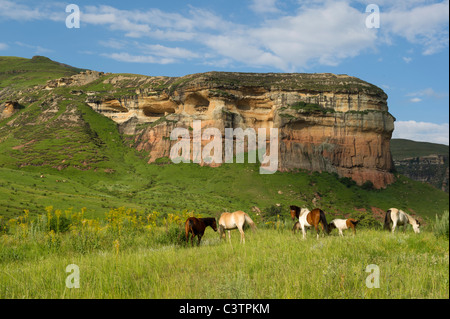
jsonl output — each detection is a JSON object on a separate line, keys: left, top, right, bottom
{"left": 0, "top": 0, "right": 449, "bottom": 145}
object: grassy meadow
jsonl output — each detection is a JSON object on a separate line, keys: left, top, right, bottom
{"left": 0, "top": 207, "right": 448, "bottom": 299}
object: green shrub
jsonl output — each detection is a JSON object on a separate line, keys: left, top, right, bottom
{"left": 361, "top": 180, "right": 374, "bottom": 190}
{"left": 49, "top": 216, "right": 71, "bottom": 233}
{"left": 155, "top": 225, "right": 186, "bottom": 246}
{"left": 339, "top": 176, "right": 357, "bottom": 188}
{"left": 263, "top": 204, "right": 284, "bottom": 220}
{"left": 433, "top": 211, "right": 449, "bottom": 239}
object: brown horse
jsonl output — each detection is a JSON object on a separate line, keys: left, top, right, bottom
{"left": 290, "top": 205, "right": 329, "bottom": 239}
{"left": 218, "top": 211, "right": 256, "bottom": 244}
{"left": 185, "top": 217, "right": 217, "bottom": 246}
{"left": 328, "top": 218, "right": 359, "bottom": 236}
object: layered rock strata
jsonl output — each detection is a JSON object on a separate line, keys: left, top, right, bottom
{"left": 48, "top": 72, "right": 397, "bottom": 188}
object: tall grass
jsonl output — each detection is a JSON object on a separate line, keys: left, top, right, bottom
{"left": 0, "top": 208, "right": 448, "bottom": 299}
{"left": 433, "top": 211, "right": 449, "bottom": 239}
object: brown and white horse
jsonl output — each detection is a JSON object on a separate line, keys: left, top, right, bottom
{"left": 185, "top": 217, "right": 217, "bottom": 246}
{"left": 218, "top": 211, "right": 256, "bottom": 244}
{"left": 290, "top": 205, "right": 329, "bottom": 239}
{"left": 384, "top": 208, "right": 420, "bottom": 234}
{"left": 328, "top": 218, "right": 359, "bottom": 236}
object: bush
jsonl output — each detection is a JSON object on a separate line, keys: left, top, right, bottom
{"left": 263, "top": 204, "right": 284, "bottom": 220}
{"left": 339, "top": 177, "right": 356, "bottom": 188}
{"left": 361, "top": 181, "right": 374, "bottom": 190}
{"left": 351, "top": 211, "right": 382, "bottom": 229}
{"left": 155, "top": 225, "right": 186, "bottom": 246}
{"left": 49, "top": 216, "right": 71, "bottom": 233}
{"left": 433, "top": 211, "right": 449, "bottom": 239}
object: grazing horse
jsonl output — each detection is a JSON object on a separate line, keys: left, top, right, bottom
{"left": 384, "top": 208, "right": 420, "bottom": 234}
{"left": 185, "top": 217, "right": 217, "bottom": 246}
{"left": 328, "top": 218, "right": 359, "bottom": 236}
{"left": 290, "top": 205, "right": 329, "bottom": 239}
{"left": 218, "top": 211, "right": 256, "bottom": 244}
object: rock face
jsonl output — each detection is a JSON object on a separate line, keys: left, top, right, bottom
{"left": 48, "top": 71, "right": 397, "bottom": 188}
{"left": 44, "top": 70, "right": 105, "bottom": 89}
{"left": 394, "top": 155, "right": 449, "bottom": 192}
{"left": 0, "top": 101, "right": 22, "bottom": 119}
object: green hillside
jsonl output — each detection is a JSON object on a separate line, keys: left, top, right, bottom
{"left": 391, "top": 139, "right": 449, "bottom": 192}
{"left": 0, "top": 56, "right": 85, "bottom": 94}
{"left": 391, "top": 139, "right": 449, "bottom": 160}
{"left": 0, "top": 56, "right": 448, "bottom": 224}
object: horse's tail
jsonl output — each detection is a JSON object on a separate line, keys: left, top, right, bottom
{"left": 319, "top": 209, "right": 329, "bottom": 234}
{"left": 384, "top": 209, "right": 392, "bottom": 230}
{"left": 244, "top": 213, "right": 257, "bottom": 231}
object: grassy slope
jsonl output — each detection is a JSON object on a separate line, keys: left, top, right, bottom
{"left": 0, "top": 56, "right": 84, "bottom": 94}
{"left": 391, "top": 139, "right": 449, "bottom": 160}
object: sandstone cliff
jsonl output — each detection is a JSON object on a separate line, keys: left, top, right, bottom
{"left": 44, "top": 71, "right": 396, "bottom": 188}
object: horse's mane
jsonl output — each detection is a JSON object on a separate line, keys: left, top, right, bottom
{"left": 392, "top": 208, "right": 420, "bottom": 226}
{"left": 200, "top": 217, "right": 216, "bottom": 225}
{"left": 290, "top": 205, "right": 301, "bottom": 218}
{"left": 290, "top": 205, "right": 300, "bottom": 212}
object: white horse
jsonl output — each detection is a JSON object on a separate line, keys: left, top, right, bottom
{"left": 384, "top": 208, "right": 420, "bottom": 234}
{"left": 218, "top": 211, "right": 256, "bottom": 244}
{"left": 328, "top": 218, "right": 359, "bottom": 236}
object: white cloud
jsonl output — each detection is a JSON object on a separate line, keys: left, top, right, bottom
{"left": 82, "top": 5, "right": 151, "bottom": 38}
{"left": 15, "top": 41, "right": 53, "bottom": 54}
{"left": 0, "top": 43, "right": 8, "bottom": 50}
{"left": 409, "top": 97, "right": 422, "bottom": 103}
{"left": 247, "top": 2, "right": 377, "bottom": 69}
{"left": 249, "top": 0, "right": 280, "bottom": 14}
{"left": 393, "top": 121, "right": 449, "bottom": 145}
{"left": 382, "top": 1, "right": 449, "bottom": 55}
{"left": 1, "top": 1, "right": 448, "bottom": 69}
{"left": 407, "top": 87, "right": 448, "bottom": 99}
{"left": 139, "top": 44, "right": 200, "bottom": 59}
{"left": 100, "top": 41, "right": 200, "bottom": 64}
{"left": 99, "top": 39, "right": 127, "bottom": 50}
{"left": 101, "top": 52, "right": 176, "bottom": 64}
{"left": 0, "top": 0, "right": 64, "bottom": 22}
{"left": 402, "top": 57, "right": 412, "bottom": 63}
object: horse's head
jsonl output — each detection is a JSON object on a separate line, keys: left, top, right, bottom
{"left": 412, "top": 219, "right": 421, "bottom": 234}
{"left": 211, "top": 219, "right": 218, "bottom": 232}
{"left": 327, "top": 221, "right": 336, "bottom": 233}
{"left": 289, "top": 205, "right": 299, "bottom": 220}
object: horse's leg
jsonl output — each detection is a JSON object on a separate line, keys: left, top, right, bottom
{"left": 392, "top": 220, "right": 397, "bottom": 234}
{"left": 314, "top": 223, "right": 320, "bottom": 240}
{"left": 197, "top": 234, "right": 202, "bottom": 246}
{"left": 301, "top": 225, "right": 306, "bottom": 240}
{"left": 227, "top": 230, "right": 231, "bottom": 244}
{"left": 339, "top": 229, "right": 343, "bottom": 237}
{"left": 238, "top": 226, "right": 245, "bottom": 244}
